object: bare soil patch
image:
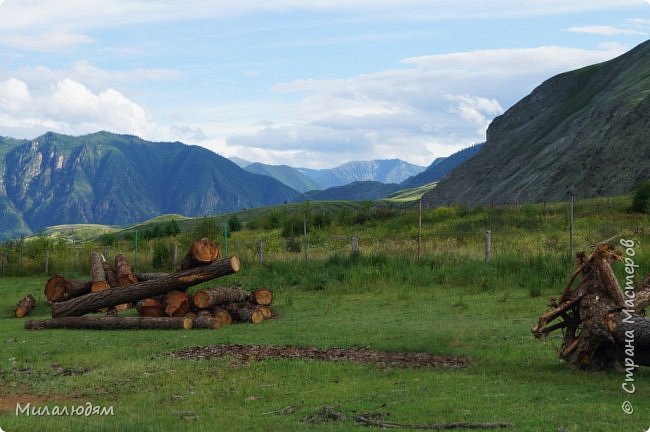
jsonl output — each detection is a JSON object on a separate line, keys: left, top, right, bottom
{"left": 170, "top": 344, "right": 471, "bottom": 368}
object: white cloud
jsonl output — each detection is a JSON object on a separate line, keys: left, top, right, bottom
{"left": 0, "top": 78, "right": 31, "bottom": 112}
{"left": 0, "top": 0, "right": 645, "bottom": 50}
{"left": 0, "top": 30, "right": 93, "bottom": 52}
{"left": 566, "top": 25, "right": 647, "bottom": 36}
{"left": 226, "top": 44, "right": 624, "bottom": 166}
{"left": 0, "top": 77, "right": 159, "bottom": 139}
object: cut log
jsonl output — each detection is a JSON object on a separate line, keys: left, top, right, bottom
{"left": 258, "top": 306, "right": 272, "bottom": 319}
{"left": 25, "top": 316, "right": 193, "bottom": 330}
{"left": 191, "top": 316, "right": 225, "bottom": 329}
{"left": 44, "top": 276, "right": 91, "bottom": 302}
{"left": 226, "top": 304, "right": 264, "bottom": 324}
{"left": 136, "top": 298, "right": 164, "bottom": 317}
{"left": 51, "top": 256, "right": 240, "bottom": 318}
{"left": 253, "top": 288, "right": 273, "bottom": 306}
{"left": 101, "top": 258, "right": 124, "bottom": 313}
{"left": 115, "top": 254, "right": 138, "bottom": 287}
{"left": 164, "top": 290, "right": 190, "bottom": 317}
{"left": 193, "top": 287, "right": 251, "bottom": 309}
{"left": 180, "top": 238, "right": 219, "bottom": 270}
{"left": 102, "top": 260, "right": 120, "bottom": 288}
{"left": 533, "top": 243, "right": 650, "bottom": 369}
{"left": 212, "top": 306, "right": 233, "bottom": 327}
{"left": 197, "top": 309, "right": 213, "bottom": 318}
{"left": 193, "top": 287, "right": 273, "bottom": 309}
{"left": 14, "top": 294, "right": 36, "bottom": 318}
{"left": 90, "top": 252, "right": 109, "bottom": 293}
{"left": 135, "top": 272, "right": 169, "bottom": 282}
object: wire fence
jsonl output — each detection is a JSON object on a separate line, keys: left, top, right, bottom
{"left": 1, "top": 225, "right": 647, "bottom": 279}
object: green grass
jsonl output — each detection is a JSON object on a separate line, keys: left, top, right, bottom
{"left": 384, "top": 181, "right": 438, "bottom": 202}
{"left": 1, "top": 250, "right": 649, "bottom": 431}
{"left": 1, "top": 195, "right": 649, "bottom": 430}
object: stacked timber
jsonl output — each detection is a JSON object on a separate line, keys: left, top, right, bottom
{"left": 26, "top": 238, "right": 274, "bottom": 331}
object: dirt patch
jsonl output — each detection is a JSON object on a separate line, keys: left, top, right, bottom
{"left": 0, "top": 389, "right": 81, "bottom": 414}
{"left": 170, "top": 344, "right": 471, "bottom": 368}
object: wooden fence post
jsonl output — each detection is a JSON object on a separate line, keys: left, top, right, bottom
{"left": 569, "top": 193, "right": 574, "bottom": 257}
{"left": 257, "top": 240, "right": 264, "bottom": 264}
{"left": 352, "top": 235, "right": 359, "bottom": 253}
{"left": 45, "top": 250, "right": 49, "bottom": 275}
{"left": 485, "top": 230, "right": 492, "bottom": 264}
{"left": 417, "top": 198, "right": 422, "bottom": 261}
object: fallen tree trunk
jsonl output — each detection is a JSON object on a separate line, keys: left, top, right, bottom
{"left": 51, "top": 256, "right": 240, "bottom": 318}
{"left": 44, "top": 276, "right": 91, "bottom": 303}
{"left": 533, "top": 243, "right": 650, "bottom": 370}
{"left": 25, "top": 316, "right": 193, "bottom": 330}
{"left": 180, "top": 237, "right": 219, "bottom": 270}
{"left": 135, "top": 272, "right": 169, "bottom": 282}
{"left": 14, "top": 294, "right": 36, "bottom": 318}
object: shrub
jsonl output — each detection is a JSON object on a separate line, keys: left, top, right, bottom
{"left": 629, "top": 180, "right": 650, "bottom": 214}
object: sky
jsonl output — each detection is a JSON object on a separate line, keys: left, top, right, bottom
{"left": 0, "top": 1, "right": 649, "bottom": 169}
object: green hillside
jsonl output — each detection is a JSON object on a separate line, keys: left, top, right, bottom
{"left": 0, "top": 132, "right": 299, "bottom": 241}
{"left": 425, "top": 39, "right": 650, "bottom": 207}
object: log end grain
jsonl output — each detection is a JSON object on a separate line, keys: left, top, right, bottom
{"left": 14, "top": 294, "right": 36, "bottom": 318}
{"left": 44, "top": 275, "right": 66, "bottom": 302}
{"left": 253, "top": 289, "right": 273, "bottom": 306}
{"left": 192, "top": 290, "right": 211, "bottom": 309}
{"left": 192, "top": 238, "right": 220, "bottom": 263}
{"left": 136, "top": 298, "right": 164, "bottom": 317}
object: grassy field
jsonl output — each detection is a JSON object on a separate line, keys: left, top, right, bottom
{"left": 1, "top": 197, "right": 649, "bottom": 431}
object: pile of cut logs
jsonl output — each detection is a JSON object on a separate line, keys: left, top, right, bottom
{"left": 23, "top": 238, "right": 274, "bottom": 330}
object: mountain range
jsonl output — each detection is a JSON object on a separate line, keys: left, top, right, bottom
{"left": 0, "top": 132, "right": 299, "bottom": 240}
{"left": 423, "top": 39, "right": 650, "bottom": 207}
{"left": 243, "top": 159, "right": 425, "bottom": 192}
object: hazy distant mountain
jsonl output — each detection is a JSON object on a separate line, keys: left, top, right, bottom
{"left": 424, "top": 39, "right": 650, "bottom": 207}
{"left": 0, "top": 131, "right": 299, "bottom": 240}
{"left": 401, "top": 144, "right": 484, "bottom": 188}
{"left": 297, "top": 159, "right": 425, "bottom": 189}
{"left": 229, "top": 157, "right": 253, "bottom": 168}
{"left": 245, "top": 163, "right": 321, "bottom": 193}
{"left": 295, "top": 181, "right": 401, "bottom": 202}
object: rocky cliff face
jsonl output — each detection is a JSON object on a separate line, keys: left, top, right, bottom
{"left": 423, "top": 40, "right": 650, "bottom": 207}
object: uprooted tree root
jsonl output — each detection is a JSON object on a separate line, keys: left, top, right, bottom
{"left": 533, "top": 243, "right": 650, "bottom": 370}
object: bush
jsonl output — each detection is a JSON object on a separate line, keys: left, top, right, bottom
{"left": 629, "top": 180, "right": 650, "bottom": 214}
{"left": 227, "top": 215, "right": 242, "bottom": 232}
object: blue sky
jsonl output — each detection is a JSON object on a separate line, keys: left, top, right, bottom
{"left": 0, "top": 1, "right": 649, "bottom": 168}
